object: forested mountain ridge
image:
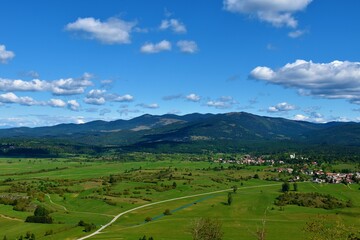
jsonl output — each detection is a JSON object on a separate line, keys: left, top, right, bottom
{"left": 0, "top": 112, "right": 359, "bottom": 154}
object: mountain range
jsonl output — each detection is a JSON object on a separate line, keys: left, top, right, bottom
{"left": 1, "top": 112, "right": 360, "bottom": 154}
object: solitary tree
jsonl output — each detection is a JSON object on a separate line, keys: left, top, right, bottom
{"left": 163, "top": 209, "right": 172, "bottom": 215}
{"left": 281, "top": 182, "right": 290, "bottom": 192}
{"left": 190, "top": 218, "right": 223, "bottom": 240}
{"left": 227, "top": 192, "right": 233, "bottom": 206}
{"left": 293, "top": 182, "right": 298, "bottom": 192}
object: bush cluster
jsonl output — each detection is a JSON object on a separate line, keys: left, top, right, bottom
{"left": 275, "top": 192, "right": 351, "bottom": 209}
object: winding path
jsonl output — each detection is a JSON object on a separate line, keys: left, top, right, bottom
{"left": 46, "top": 194, "right": 115, "bottom": 217}
{"left": 46, "top": 194, "right": 68, "bottom": 211}
{"left": 0, "top": 214, "right": 22, "bottom": 222}
{"left": 77, "top": 183, "right": 281, "bottom": 240}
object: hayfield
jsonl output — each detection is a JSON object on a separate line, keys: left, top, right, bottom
{"left": 0, "top": 157, "right": 359, "bottom": 239}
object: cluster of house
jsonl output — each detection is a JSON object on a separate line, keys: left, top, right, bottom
{"left": 277, "top": 167, "right": 360, "bottom": 184}
{"left": 313, "top": 172, "right": 360, "bottom": 184}
{"left": 213, "top": 155, "right": 276, "bottom": 165}
{"left": 213, "top": 155, "right": 360, "bottom": 185}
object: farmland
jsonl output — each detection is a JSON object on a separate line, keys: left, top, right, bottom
{"left": 0, "top": 155, "right": 359, "bottom": 240}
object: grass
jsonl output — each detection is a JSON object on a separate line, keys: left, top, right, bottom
{"left": 0, "top": 157, "right": 359, "bottom": 239}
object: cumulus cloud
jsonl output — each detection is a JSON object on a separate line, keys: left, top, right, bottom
{"left": 250, "top": 60, "right": 360, "bottom": 104}
{"left": 137, "top": 103, "right": 159, "bottom": 109}
{"left": 65, "top": 17, "right": 136, "bottom": 44}
{"left": 84, "top": 89, "right": 106, "bottom": 105}
{"left": 207, "top": 101, "right": 229, "bottom": 109}
{"left": 159, "top": 19, "right": 187, "bottom": 33}
{"left": 0, "top": 92, "right": 81, "bottom": 111}
{"left": 293, "top": 112, "right": 327, "bottom": 123}
{"left": 268, "top": 102, "right": 296, "bottom": 113}
{"left": 0, "top": 44, "right": 15, "bottom": 63}
{"left": 293, "top": 114, "right": 309, "bottom": 121}
{"left": 223, "top": 0, "right": 312, "bottom": 28}
{"left": 0, "top": 73, "right": 93, "bottom": 95}
{"left": 177, "top": 40, "right": 198, "bottom": 53}
{"left": 67, "top": 100, "right": 80, "bottom": 111}
{"left": 84, "top": 89, "right": 134, "bottom": 105}
{"left": 186, "top": 93, "right": 201, "bottom": 102}
{"left": 140, "top": 40, "right": 171, "bottom": 54}
{"left": 84, "top": 96, "right": 106, "bottom": 105}
{"left": 206, "top": 96, "right": 238, "bottom": 109}
{"left": 111, "top": 94, "right": 134, "bottom": 102}
{"left": 48, "top": 99, "right": 67, "bottom": 108}
{"left": 0, "top": 92, "right": 39, "bottom": 106}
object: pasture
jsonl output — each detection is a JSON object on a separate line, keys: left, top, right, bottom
{"left": 0, "top": 156, "right": 359, "bottom": 239}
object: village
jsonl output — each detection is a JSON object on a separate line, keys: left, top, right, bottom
{"left": 213, "top": 154, "right": 360, "bottom": 185}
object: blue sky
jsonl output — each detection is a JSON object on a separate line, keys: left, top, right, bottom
{"left": 1, "top": 0, "right": 360, "bottom": 127}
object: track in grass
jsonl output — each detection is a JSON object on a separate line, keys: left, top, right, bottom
{"left": 77, "top": 183, "right": 281, "bottom": 240}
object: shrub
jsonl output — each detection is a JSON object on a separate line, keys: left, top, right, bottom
{"left": 163, "top": 209, "right": 172, "bottom": 215}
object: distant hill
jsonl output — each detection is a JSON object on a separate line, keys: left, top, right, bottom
{"left": 0, "top": 112, "right": 359, "bottom": 153}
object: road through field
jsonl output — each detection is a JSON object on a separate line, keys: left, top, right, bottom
{"left": 77, "top": 183, "right": 281, "bottom": 240}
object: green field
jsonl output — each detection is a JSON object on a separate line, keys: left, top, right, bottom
{"left": 0, "top": 157, "right": 359, "bottom": 240}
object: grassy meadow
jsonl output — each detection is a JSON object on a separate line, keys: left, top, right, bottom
{"left": 0, "top": 156, "right": 359, "bottom": 240}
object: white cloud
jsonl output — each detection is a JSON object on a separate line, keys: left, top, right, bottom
{"left": 65, "top": 17, "right": 136, "bottom": 44}
{"left": 48, "top": 99, "right": 67, "bottom": 108}
{"left": 177, "top": 40, "right": 198, "bottom": 53}
{"left": 159, "top": 19, "right": 187, "bottom": 33}
{"left": 224, "top": 0, "right": 312, "bottom": 28}
{"left": 84, "top": 96, "right": 106, "bottom": 105}
{"left": 0, "top": 73, "right": 93, "bottom": 95}
{"left": 288, "top": 29, "right": 307, "bottom": 38}
{"left": 207, "top": 101, "right": 229, "bottom": 109}
{"left": 0, "top": 44, "right": 15, "bottom": 63}
{"left": 87, "top": 89, "right": 106, "bottom": 98}
{"left": 140, "top": 40, "right": 171, "bottom": 54}
{"left": 67, "top": 100, "right": 80, "bottom": 111}
{"left": 84, "top": 89, "right": 106, "bottom": 105}
{"left": 186, "top": 93, "right": 201, "bottom": 102}
{"left": 112, "top": 94, "right": 134, "bottom": 102}
{"left": 52, "top": 73, "right": 93, "bottom": 95}
{"left": 75, "top": 117, "right": 86, "bottom": 124}
{"left": 268, "top": 102, "right": 296, "bottom": 113}
{"left": 250, "top": 60, "right": 360, "bottom": 104}
{"left": 0, "top": 92, "right": 81, "bottom": 111}
{"left": 84, "top": 89, "right": 134, "bottom": 105}
{"left": 293, "top": 114, "right": 309, "bottom": 121}
{"left": 137, "top": 103, "right": 159, "bottom": 109}
{"left": 293, "top": 113, "right": 326, "bottom": 123}
{"left": 0, "top": 92, "right": 39, "bottom": 106}
{"left": 207, "top": 96, "right": 238, "bottom": 109}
